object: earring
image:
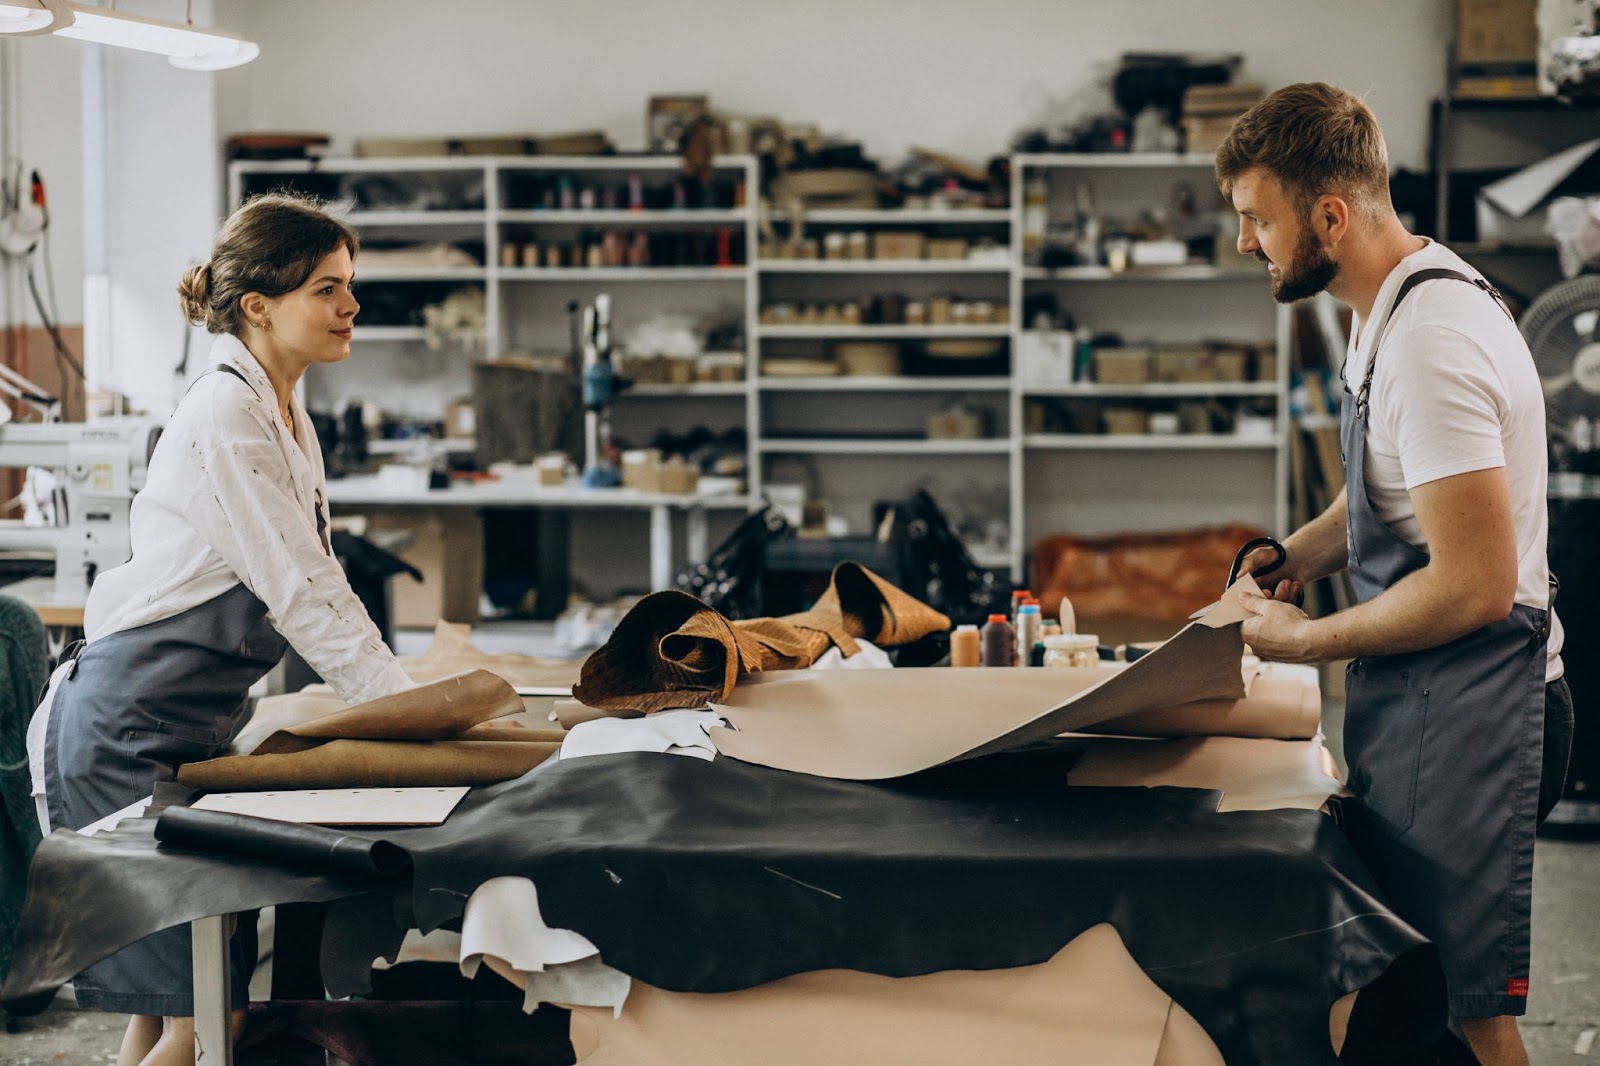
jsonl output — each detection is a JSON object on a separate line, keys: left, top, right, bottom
{"left": 258, "top": 318, "right": 272, "bottom": 332}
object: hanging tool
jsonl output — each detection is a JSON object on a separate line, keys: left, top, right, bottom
{"left": 578, "top": 293, "right": 631, "bottom": 488}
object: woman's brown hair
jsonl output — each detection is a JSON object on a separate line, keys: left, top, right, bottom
{"left": 178, "top": 192, "right": 358, "bottom": 335}
{"left": 1215, "top": 82, "right": 1391, "bottom": 221}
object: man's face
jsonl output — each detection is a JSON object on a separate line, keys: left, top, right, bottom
{"left": 1229, "top": 169, "right": 1338, "bottom": 303}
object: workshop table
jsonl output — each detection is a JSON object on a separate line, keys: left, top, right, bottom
{"left": 325, "top": 475, "right": 751, "bottom": 597}
{"left": 23, "top": 745, "right": 1437, "bottom": 1066}
{"left": 0, "top": 575, "right": 84, "bottom": 659}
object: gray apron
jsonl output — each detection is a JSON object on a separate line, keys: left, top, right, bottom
{"left": 1341, "top": 268, "right": 1546, "bottom": 1019}
{"left": 40, "top": 364, "right": 308, "bottom": 1015}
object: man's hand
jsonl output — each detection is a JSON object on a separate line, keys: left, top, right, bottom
{"left": 1238, "top": 587, "right": 1319, "bottom": 663}
{"left": 1238, "top": 542, "right": 1305, "bottom": 605}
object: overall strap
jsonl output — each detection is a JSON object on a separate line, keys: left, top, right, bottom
{"left": 1355, "top": 268, "right": 1513, "bottom": 420}
{"left": 206, "top": 361, "right": 260, "bottom": 399}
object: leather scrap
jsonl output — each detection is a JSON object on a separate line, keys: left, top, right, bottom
{"left": 573, "top": 563, "right": 949, "bottom": 713}
{"left": 178, "top": 670, "right": 559, "bottom": 791}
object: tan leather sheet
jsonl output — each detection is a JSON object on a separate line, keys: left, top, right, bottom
{"left": 1087, "top": 661, "right": 1322, "bottom": 740}
{"left": 1067, "top": 735, "right": 1348, "bottom": 812}
{"left": 179, "top": 669, "right": 559, "bottom": 791}
{"left": 572, "top": 563, "right": 950, "bottom": 714}
{"left": 177, "top": 739, "right": 560, "bottom": 790}
{"left": 561, "top": 923, "right": 1224, "bottom": 1066}
{"left": 709, "top": 582, "right": 1258, "bottom": 780}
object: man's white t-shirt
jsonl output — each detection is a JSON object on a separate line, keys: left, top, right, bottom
{"left": 1343, "top": 239, "right": 1562, "bottom": 682}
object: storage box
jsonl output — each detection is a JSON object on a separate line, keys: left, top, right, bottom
{"left": 1455, "top": 0, "right": 1537, "bottom": 65}
{"left": 1184, "top": 114, "right": 1241, "bottom": 156}
{"left": 347, "top": 509, "right": 484, "bottom": 627}
{"left": 1093, "top": 348, "right": 1151, "bottom": 385}
{"left": 1102, "top": 408, "right": 1149, "bottom": 435}
{"left": 1154, "top": 346, "right": 1216, "bottom": 384}
{"left": 872, "top": 231, "right": 926, "bottom": 259}
{"left": 924, "top": 238, "right": 970, "bottom": 260}
{"left": 926, "top": 408, "right": 986, "bottom": 440}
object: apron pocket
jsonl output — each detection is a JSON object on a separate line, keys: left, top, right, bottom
{"left": 1343, "top": 660, "right": 1430, "bottom": 841}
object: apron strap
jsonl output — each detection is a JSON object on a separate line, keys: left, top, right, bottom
{"left": 1354, "top": 267, "right": 1514, "bottom": 420}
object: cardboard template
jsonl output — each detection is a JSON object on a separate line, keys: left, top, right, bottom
{"left": 191, "top": 786, "right": 470, "bottom": 826}
{"left": 564, "top": 923, "right": 1224, "bottom": 1066}
{"left": 1067, "top": 736, "right": 1347, "bottom": 813}
{"left": 709, "top": 580, "right": 1257, "bottom": 780}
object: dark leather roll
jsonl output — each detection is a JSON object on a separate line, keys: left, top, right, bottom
{"left": 155, "top": 808, "right": 410, "bottom": 877}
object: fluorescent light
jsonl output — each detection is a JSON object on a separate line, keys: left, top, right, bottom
{"left": 50, "top": 2, "right": 257, "bottom": 69}
{"left": 0, "top": 0, "right": 71, "bottom": 35}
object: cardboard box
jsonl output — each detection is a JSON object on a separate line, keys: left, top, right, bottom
{"left": 1455, "top": 0, "right": 1537, "bottom": 65}
{"left": 1476, "top": 138, "right": 1600, "bottom": 242}
{"left": 924, "top": 238, "right": 969, "bottom": 260}
{"left": 1184, "top": 114, "right": 1241, "bottom": 156}
{"left": 1102, "top": 408, "right": 1149, "bottom": 435}
{"left": 1153, "top": 346, "right": 1216, "bottom": 384}
{"left": 872, "top": 231, "right": 926, "bottom": 259}
{"left": 1093, "top": 347, "right": 1151, "bottom": 385}
{"left": 347, "top": 508, "right": 484, "bottom": 627}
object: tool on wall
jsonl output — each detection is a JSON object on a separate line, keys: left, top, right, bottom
{"left": 575, "top": 293, "right": 631, "bottom": 488}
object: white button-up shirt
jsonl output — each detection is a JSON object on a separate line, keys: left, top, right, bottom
{"left": 84, "top": 332, "right": 413, "bottom": 703}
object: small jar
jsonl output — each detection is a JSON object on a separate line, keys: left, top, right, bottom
{"left": 1042, "top": 634, "right": 1100, "bottom": 669}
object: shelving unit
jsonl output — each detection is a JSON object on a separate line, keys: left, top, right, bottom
{"left": 229, "top": 151, "right": 1290, "bottom": 587}
{"left": 1010, "top": 153, "right": 1291, "bottom": 571}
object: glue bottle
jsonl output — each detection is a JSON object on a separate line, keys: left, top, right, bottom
{"left": 980, "top": 614, "right": 1014, "bottom": 667}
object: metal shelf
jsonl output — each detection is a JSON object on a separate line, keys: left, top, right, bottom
{"left": 499, "top": 209, "right": 747, "bottom": 224}
{"left": 759, "top": 438, "right": 1012, "bottom": 455}
{"left": 1024, "top": 434, "right": 1281, "bottom": 450}
{"left": 624, "top": 382, "right": 749, "bottom": 397}
{"left": 1022, "top": 382, "right": 1279, "bottom": 397}
{"left": 350, "top": 325, "right": 427, "bottom": 342}
{"left": 759, "top": 259, "right": 1010, "bottom": 274}
{"left": 343, "top": 210, "right": 486, "bottom": 226}
{"left": 756, "top": 324, "right": 1010, "bottom": 339}
{"left": 1014, "top": 152, "right": 1217, "bottom": 168}
{"left": 758, "top": 376, "right": 1012, "bottom": 392}
{"left": 768, "top": 208, "right": 1013, "bottom": 224}
{"left": 1023, "top": 265, "right": 1259, "bottom": 282}
{"left": 500, "top": 267, "right": 747, "bottom": 281}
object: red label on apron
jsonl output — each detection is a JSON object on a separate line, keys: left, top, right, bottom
{"left": 1506, "top": 978, "right": 1530, "bottom": 996}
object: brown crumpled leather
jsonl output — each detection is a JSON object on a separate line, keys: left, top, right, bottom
{"left": 178, "top": 670, "right": 563, "bottom": 791}
{"left": 572, "top": 562, "right": 951, "bottom": 713}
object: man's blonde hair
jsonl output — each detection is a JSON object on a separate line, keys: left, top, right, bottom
{"left": 1215, "top": 82, "right": 1391, "bottom": 221}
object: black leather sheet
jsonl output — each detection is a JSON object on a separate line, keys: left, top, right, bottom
{"left": 154, "top": 808, "right": 410, "bottom": 877}
{"left": 4, "top": 750, "right": 1444, "bottom": 1065}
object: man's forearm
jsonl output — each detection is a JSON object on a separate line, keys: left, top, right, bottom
{"left": 1283, "top": 488, "right": 1349, "bottom": 583}
{"left": 1304, "top": 559, "right": 1509, "bottom": 660}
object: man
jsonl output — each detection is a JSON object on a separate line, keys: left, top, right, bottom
{"left": 1215, "top": 83, "right": 1573, "bottom": 1065}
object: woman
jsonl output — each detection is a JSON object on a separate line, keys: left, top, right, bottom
{"left": 26, "top": 192, "right": 414, "bottom": 1066}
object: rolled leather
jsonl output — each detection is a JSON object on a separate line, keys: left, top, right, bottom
{"left": 154, "top": 807, "right": 410, "bottom": 877}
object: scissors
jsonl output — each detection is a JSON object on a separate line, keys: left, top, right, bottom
{"left": 1226, "top": 535, "right": 1304, "bottom": 607}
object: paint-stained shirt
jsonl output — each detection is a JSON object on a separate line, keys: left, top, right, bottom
{"left": 83, "top": 333, "right": 413, "bottom": 704}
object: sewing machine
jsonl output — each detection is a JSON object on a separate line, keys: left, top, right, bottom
{"left": 0, "top": 419, "right": 160, "bottom": 605}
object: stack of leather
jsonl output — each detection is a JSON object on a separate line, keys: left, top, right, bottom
{"left": 572, "top": 562, "right": 950, "bottom": 713}
{"left": 178, "top": 670, "right": 564, "bottom": 791}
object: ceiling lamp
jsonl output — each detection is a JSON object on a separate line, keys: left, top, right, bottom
{"left": 0, "top": 0, "right": 70, "bottom": 35}
{"left": 48, "top": 1, "right": 259, "bottom": 69}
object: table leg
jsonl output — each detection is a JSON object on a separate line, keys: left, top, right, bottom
{"left": 649, "top": 505, "right": 672, "bottom": 591}
{"left": 686, "top": 506, "right": 709, "bottom": 568}
{"left": 191, "top": 915, "right": 233, "bottom": 1065}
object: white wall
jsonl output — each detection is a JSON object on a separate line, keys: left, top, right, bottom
{"left": 215, "top": 0, "right": 1451, "bottom": 170}
{"left": 4, "top": 35, "right": 83, "bottom": 326}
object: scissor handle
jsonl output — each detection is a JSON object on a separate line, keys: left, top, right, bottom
{"left": 1227, "top": 536, "right": 1287, "bottom": 594}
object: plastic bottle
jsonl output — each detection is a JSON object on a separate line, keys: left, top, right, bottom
{"left": 1014, "top": 603, "right": 1041, "bottom": 667}
{"left": 980, "top": 614, "right": 1014, "bottom": 667}
{"left": 950, "top": 624, "right": 981, "bottom": 668}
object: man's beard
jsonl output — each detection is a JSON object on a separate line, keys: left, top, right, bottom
{"left": 1261, "top": 223, "right": 1338, "bottom": 303}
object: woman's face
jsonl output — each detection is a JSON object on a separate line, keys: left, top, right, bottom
{"left": 262, "top": 244, "right": 359, "bottom": 365}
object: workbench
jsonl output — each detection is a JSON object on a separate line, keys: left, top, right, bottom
{"left": 325, "top": 474, "right": 751, "bottom": 597}
{"left": 4, "top": 735, "right": 1447, "bottom": 1066}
